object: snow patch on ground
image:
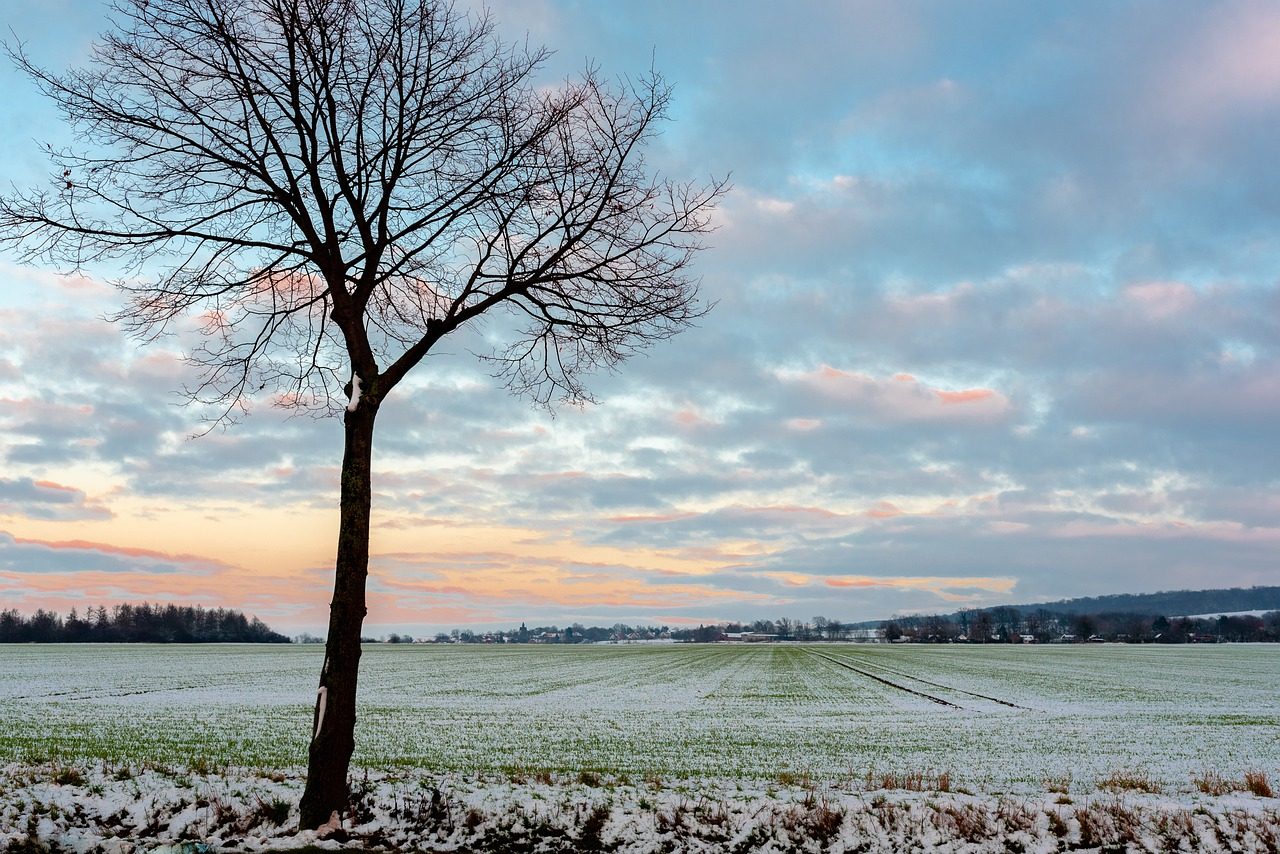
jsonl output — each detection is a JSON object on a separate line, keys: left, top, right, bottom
{"left": 2, "top": 762, "right": 1278, "bottom": 853}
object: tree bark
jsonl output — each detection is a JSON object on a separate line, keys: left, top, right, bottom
{"left": 299, "top": 402, "right": 378, "bottom": 829}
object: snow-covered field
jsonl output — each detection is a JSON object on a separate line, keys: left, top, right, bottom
{"left": 2, "top": 643, "right": 1277, "bottom": 793}
{"left": 1, "top": 643, "right": 1278, "bottom": 850}
{"left": 3, "top": 761, "right": 1279, "bottom": 853}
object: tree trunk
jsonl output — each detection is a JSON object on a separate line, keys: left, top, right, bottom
{"left": 299, "top": 402, "right": 378, "bottom": 829}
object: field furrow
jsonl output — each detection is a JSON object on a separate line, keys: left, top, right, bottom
{"left": 1, "top": 643, "right": 1277, "bottom": 794}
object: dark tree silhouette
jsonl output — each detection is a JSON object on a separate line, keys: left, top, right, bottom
{"left": 1, "top": 0, "right": 724, "bottom": 827}
{"left": 0, "top": 603, "right": 289, "bottom": 643}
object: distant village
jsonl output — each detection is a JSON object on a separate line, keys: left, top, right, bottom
{"left": 333, "top": 608, "right": 1280, "bottom": 646}
{"left": 4, "top": 604, "right": 1274, "bottom": 646}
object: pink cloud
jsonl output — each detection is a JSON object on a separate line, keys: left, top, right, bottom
{"left": 759, "top": 504, "right": 837, "bottom": 517}
{"left": 1156, "top": 6, "right": 1280, "bottom": 123}
{"left": 825, "top": 577, "right": 877, "bottom": 588}
{"left": 31, "top": 480, "right": 78, "bottom": 494}
{"left": 0, "top": 261, "right": 112, "bottom": 296}
{"left": 1123, "top": 281, "right": 1196, "bottom": 320}
{"left": 784, "top": 417, "right": 822, "bottom": 432}
{"left": 935, "top": 388, "right": 994, "bottom": 405}
{"left": 864, "top": 501, "right": 902, "bottom": 519}
{"left": 781, "top": 365, "right": 1012, "bottom": 423}
{"left": 673, "top": 407, "right": 715, "bottom": 428}
{"left": 821, "top": 574, "right": 1016, "bottom": 595}
{"left": 884, "top": 283, "right": 974, "bottom": 319}
{"left": 607, "top": 512, "right": 699, "bottom": 524}
{"left": 0, "top": 478, "right": 113, "bottom": 522}
{"left": 8, "top": 533, "right": 233, "bottom": 569}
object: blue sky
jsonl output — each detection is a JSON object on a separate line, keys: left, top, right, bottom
{"left": 1, "top": 1, "right": 1279, "bottom": 633}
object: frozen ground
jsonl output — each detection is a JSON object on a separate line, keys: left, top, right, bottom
{"left": 2, "top": 644, "right": 1278, "bottom": 851}
{"left": 1, "top": 643, "right": 1277, "bottom": 795}
{"left": 2, "top": 762, "right": 1278, "bottom": 853}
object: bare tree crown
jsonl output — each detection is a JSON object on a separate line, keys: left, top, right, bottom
{"left": 1, "top": 0, "right": 725, "bottom": 418}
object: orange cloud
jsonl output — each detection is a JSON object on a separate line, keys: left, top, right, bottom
{"left": 936, "top": 388, "right": 994, "bottom": 405}
{"left": 784, "top": 417, "right": 822, "bottom": 431}
{"left": 780, "top": 365, "right": 1012, "bottom": 423}
{"left": 740, "top": 504, "right": 841, "bottom": 519}
{"left": 864, "top": 501, "right": 903, "bottom": 519}
{"left": 761, "top": 571, "right": 812, "bottom": 587}
{"left": 673, "top": 407, "right": 715, "bottom": 428}
{"left": 606, "top": 512, "right": 698, "bottom": 524}
{"left": 375, "top": 565, "right": 771, "bottom": 610}
{"left": 822, "top": 574, "right": 1017, "bottom": 596}
{"left": 30, "top": 480, "right": 79, "bottom": 494}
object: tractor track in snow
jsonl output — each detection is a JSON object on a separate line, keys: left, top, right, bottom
{"left": 821, "top": 650, "right": 1031, "bottom": 710}
{"left": 803, "top": 648, "right": 962, "bottom": 708}
{"left": 9, "top": 682, "right": 215, "bottom": 702}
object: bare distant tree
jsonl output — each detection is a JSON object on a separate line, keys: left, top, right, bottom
{"left": 991, "top": 606, "right": 1019, "bottom": 643}
{"left": 1, "top": 0, "right": 724, "bottom": 827}
{"left": 921, "top": 614, "right": 954, "bottom": 643}
{"left": 1022, "top": 610, "right": 1043, "bottom": 642}
{"left": 972, "top": 611, "right": 994, "bottom": 643}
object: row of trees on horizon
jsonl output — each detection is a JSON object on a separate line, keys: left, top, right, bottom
{"left": 335, "top": 616, "right": 873, "bottom": 645}
{"left": 883, "top": 608, "right": 1280, "bottom": 644}
{"left": 8, "top": 605, "right": 1280, "bottom": 646}
{"left": 345, "top": 588, "right": 1280, "bottom": 645}
{"left": 374, "top": 610, "right": 1280, "bottom": 645}
{"left": 0, "top": 604, "right": 290, "bottom": 644}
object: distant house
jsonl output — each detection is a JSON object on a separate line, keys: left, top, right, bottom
{"left": 721, "top": 631, "right": 776, "bottom": 643}
{"left": 1056, "top": 634, "right": 1078, "bottom": 644}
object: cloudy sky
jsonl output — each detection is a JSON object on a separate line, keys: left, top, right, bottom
{"left": 2, "top": 1, "right": 1279, "bottom": 634}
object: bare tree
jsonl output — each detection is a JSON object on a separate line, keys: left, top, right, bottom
{"left": 972, "top": 611, "right": 994, "bottom": 643}
{"left": 1, "top": 0, "right": 724, "bottom": 828}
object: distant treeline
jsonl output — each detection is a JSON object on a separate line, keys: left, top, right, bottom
{"left": 884, "top": 608, "right": 1280, "bottom": 644}
{"left": 0, "top": 604, "right": 290, "bottom": 643}
{"left": 846, "top": 585, "right": 1280, "bottom": 629}
{"left": 394, "top": 616, "right": 869, "bottom": 644}
{"left": 994, "top": 585, "right": 1280, "bottom": 619}
{"left": 419, "top": 588, "right": 1280, "bottom": 646}
{"left": 410, "top": 606, "right": 1280, "bottom": 646}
